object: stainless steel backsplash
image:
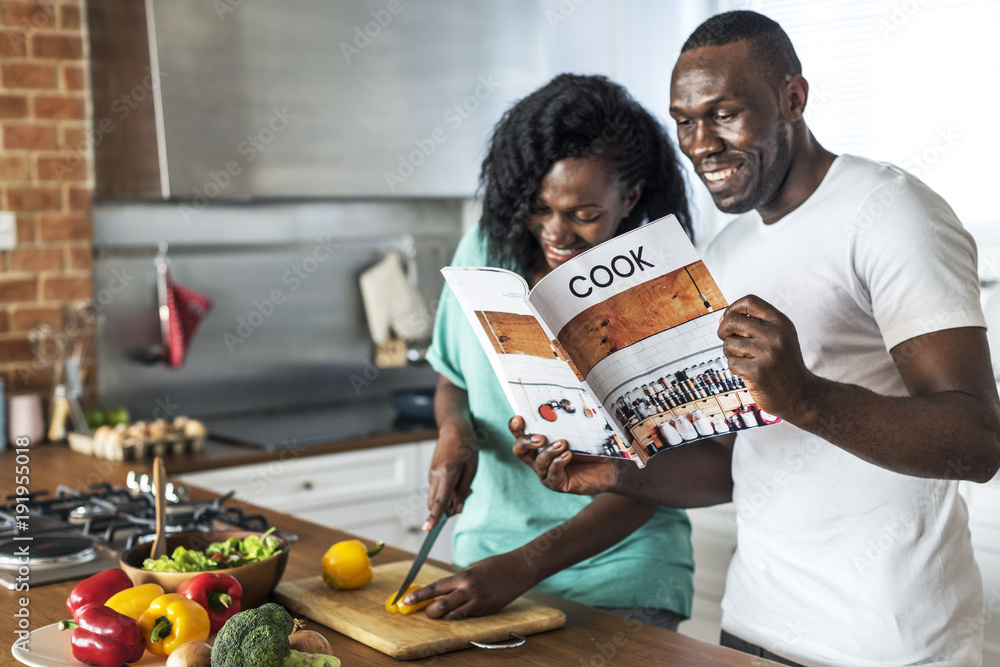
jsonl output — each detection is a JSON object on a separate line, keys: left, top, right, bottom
{"left": 92, "top": 200, "right": 462, "bottom": 420}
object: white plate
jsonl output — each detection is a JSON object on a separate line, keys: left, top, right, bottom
{"left": 12, "top": 622, "right": 166, "bottom": 667}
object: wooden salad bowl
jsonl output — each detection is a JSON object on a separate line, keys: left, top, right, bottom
{"left": 119, "top": 530, "right": 290, "bottom": 608}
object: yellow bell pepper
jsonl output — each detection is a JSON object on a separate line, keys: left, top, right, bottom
{"left": 104, "top": 583, "right": 165, "bottom": 621}
{"left": 385, "top": 583, "right": 434, "bottom": 614}
{"left": 322, "top": 539, "right": 384, "bottom": 589}
{"left": 138, "top": 593, "right": 210, "bottom": 656}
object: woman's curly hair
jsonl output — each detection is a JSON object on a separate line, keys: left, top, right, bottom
{"left": 479, "top": 73, "right": 693, "bottom": 275}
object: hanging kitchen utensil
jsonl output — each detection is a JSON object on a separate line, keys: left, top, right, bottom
{"left": 156, "top": 242, "right": 214, "bottom": 368}
{"left": 156, "top": 243, "right": 171, "bottom": 357}
{"left": 359, "top": 243, "right": 433, "bottom": 368}
{"left": 400, "top": 233, "right": 419, "bottom": 286}
{"left": 578, "top": 392, "right": 595, "bottom": 418}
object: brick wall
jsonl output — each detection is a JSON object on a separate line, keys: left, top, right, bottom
{"left": 0, "top": 0, "right": 93, "bottom": 400}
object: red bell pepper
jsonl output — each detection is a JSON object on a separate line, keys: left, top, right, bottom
{"left": 65, "top": 568, "right": 134, "bottom": 621}
{"left": 58, "top": 606, "right": 145, "bottom": 667}
{"left": 176, "top": 571, "right": 242, "bottom": 632}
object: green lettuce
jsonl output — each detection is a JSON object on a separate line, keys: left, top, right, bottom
{"left": 142, "top": 528, "right": 281, "bottom": 572}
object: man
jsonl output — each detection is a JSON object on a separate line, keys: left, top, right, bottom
{"left": 512, "top": 10, "right": 1000, "bottom": 667}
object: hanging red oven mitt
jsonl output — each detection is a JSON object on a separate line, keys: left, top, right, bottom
{"left": 164, "top": 268, "right": 213, "bottom": 368}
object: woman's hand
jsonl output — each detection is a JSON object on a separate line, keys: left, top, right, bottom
{"left": 509, "top": 416, "right": 618, "bottom": 495}
{"left": 424, "top": 423, "right": 479, "bottom": 530}
{"left": 402, "top": 552, "right": 536, "bottom": 620}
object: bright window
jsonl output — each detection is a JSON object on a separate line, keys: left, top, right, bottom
{"left": 709, "top": 0, "right": 1000, "bottom": 240}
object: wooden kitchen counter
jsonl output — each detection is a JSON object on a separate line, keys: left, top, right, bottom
{"left": 1, "top": 446, "right": 779, "bottom": 666}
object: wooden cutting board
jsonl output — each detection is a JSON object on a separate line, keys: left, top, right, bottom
{"left": 273, "top": 561, "right": 566, "bottom": 660}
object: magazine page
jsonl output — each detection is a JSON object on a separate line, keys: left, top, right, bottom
{"left": 527, "top": 214, "right": 780, "bottom": 464}
{"left": 440, "top": 266, "right": 639, "bottom": 463}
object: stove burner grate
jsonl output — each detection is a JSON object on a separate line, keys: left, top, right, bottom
{"left": 0, "top": 482, "right": 276, "bottom": 588}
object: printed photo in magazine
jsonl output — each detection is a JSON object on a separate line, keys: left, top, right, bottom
{"left": 442, "top": 215, "right": 780, "bottom": 467}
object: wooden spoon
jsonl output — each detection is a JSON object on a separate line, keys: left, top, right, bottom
{"left": 150, "top": 456, "right": 167, "bottom": 560}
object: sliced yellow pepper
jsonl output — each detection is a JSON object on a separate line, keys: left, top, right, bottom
{"left": 385, "top": 583, "right": 434, "bottom": 614}
{"left": 105, "top": 583, "right": 165, "bottom": 621}
{"left": 138, "top": 593, "right": 210, "bottom": 656}
{"left": 322, "top": 539, "right": 384, "bottom": 589}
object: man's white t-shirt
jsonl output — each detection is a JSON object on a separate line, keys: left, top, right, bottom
{"left": 704, "top": 155, "right": 988, "bottom": 667}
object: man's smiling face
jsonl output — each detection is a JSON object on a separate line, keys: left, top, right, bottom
{"left": 670, "top": 41, "right": 792, "bottom": 215}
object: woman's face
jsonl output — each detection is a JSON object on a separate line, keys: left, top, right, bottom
{"left": 527, "top": 157, "right": 643, "bottom": 272}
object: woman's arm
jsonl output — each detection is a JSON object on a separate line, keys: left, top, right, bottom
{"left": 424, "top": 374, "right": 480, "bottom": 530}
{"left": 403, "top": 493, "right": 659, "bottom": 619}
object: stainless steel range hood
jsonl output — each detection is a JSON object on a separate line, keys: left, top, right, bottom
{"left": 87, "top": 0, "right": 549, "bottom": 200}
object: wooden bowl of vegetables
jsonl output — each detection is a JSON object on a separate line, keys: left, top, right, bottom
{"left": 119, "top": 529, "right": 290, "bottom": 608}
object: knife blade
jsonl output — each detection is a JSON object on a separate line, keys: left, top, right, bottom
{"left": 391, "top": 512, "right": 451, "bottom": 606}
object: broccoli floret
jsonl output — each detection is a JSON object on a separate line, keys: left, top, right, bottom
{"left": 255, "top": 601, "right": 296, "bottom": 637}
{"left": 211, "top": 603, "right": 340, "bottom": 667}
{"left": 211, "top": 603, "right": 289, "bottom": 667}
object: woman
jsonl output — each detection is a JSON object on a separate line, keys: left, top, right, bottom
{"left": 405, "top": 74, "right": 696, "bottom": 629}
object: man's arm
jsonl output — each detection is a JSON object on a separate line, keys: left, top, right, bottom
{"left": 721, "top": 295, "right": 1000, "bottom": 482}
{"left": 511, "top": 416, "right": 736, "bottom": 505}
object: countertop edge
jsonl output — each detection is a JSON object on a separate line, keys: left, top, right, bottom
{"left": 55, "top": 427, "right": 440, "bottom": 475}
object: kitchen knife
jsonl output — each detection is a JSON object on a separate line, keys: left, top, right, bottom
{"left": 391, "top": 512, "right": 451, "bottom": 606}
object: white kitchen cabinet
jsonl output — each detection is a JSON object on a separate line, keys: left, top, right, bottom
{"left": 180, "top": 439, "right": 454, "bottom": 563}
{"left": 961, "top": 480, "right": 1000, "bottom": 666}
{"left": 678, "top": 503, "right": 737, "bottom": 644}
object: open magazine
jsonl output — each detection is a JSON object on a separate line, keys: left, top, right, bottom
{"left": 442, "top": 214, "right": 780, "bottom": 467}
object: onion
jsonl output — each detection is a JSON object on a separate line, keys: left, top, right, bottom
{"left": 289, "top": 619, "right": 333, "bottom": 655}
{"left": 165, "top": 640, "right": 212, "bottom": 667}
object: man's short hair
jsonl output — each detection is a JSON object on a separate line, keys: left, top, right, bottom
{"left": 681, "top": 10, "right": 802, "bottom": 89}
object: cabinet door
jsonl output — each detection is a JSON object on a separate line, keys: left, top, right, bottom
{"left": 679, "top": 504, "right": 737, "bottom": 644}
{"left": 961, "top": 481, "right": 1000, "bottom": 665}
{"left": 180, "top": 444, "right": 421, "bottom": 511}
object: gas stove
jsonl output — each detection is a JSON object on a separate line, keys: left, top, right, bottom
{"left": 0, "top": 481, "right": 272, "bottom": 589}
